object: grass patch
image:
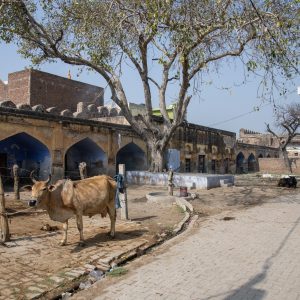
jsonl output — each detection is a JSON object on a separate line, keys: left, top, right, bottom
{"left": 107, "top": 267, "right": 128, "bottom": 277}
{"left": 176, "top": 205, "right": 186, "bottom": 214}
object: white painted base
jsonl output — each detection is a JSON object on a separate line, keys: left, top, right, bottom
{"left": 126, "top": 171, "right": 234, "bottom": 189}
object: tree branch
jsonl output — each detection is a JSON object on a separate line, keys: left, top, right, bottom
{"left": 158, "top": 52, "right": 177, "bottom": 126}
{"left": 189, "top": 32, "right": 258, "bottom": 80}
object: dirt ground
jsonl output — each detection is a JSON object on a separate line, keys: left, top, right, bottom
{"left": 189, "top": 185, "right": 299, "bottom": 217}
{"left": 4, "top": 184, "right": 296, "bottom": 239}
{"left": 4, "top": 185, "right": 184, "bottom": 238}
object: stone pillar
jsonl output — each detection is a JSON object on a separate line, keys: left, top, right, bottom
{"left": 118, "top": 164, "right": 128, "bottom": 220}
{"left": 79, "top": 162, "right": 87, "bottom": 179}
{"left": 13, "top": 164, "right": 20, "bottom": 200}
{"left": 52, "top": 149, "right": 64, "bottom": 181}
{"left": 52, "top": 165, "right": 64, "bottom": 182}
{"left": 0, "top": 174, "right": 9, "bottom": 242}
{"left": 107, "top": 130, "right": 115, "bottom": 176}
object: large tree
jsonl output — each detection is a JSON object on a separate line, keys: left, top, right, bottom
{"left": 266, "top": 103, "right": 300, "bottom": 173}
{"left": 0, "top": 0, "right": 299, "bottom": 171}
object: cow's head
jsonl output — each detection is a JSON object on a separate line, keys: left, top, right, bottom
{"left": 24, "top": 171, "right": 52, "bottom": 207}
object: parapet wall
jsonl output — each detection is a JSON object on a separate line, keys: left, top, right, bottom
{"left": 1, "top": 69, "right": 104, "bottom": 112}
{"left": 0, "top": 99, "right": 123, "bottom": 120}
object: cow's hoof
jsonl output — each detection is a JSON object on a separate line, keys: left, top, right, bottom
{"left": 109, "top": 233, "right": 115, "bottom": 239}
{"left": 59, "top": 241, "right": 67, "bottom": 246}
{"left": 78, "top": 241, "right": 86, "bottom": 247}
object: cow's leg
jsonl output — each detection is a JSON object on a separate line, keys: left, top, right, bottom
{"left": 60, "top": 220, "right": 68, "bottom": 246}
{"left": 76, "top": 214, "right": 85, "bottom": 246}
{"left": 107, "top": 205, "right": 116, "bottom": 238}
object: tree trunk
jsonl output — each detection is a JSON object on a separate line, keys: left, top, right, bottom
{"left": 13, "top": 164, "right": 20, "bottom": 200}
{"left": 282, "top": 149, "right": 292, "bottom": 173}
{"left": 148, "top": 145, "right": 165, "bottom": 172}
{"left": 0, "top": 174, "right": 9, "bottom": 242}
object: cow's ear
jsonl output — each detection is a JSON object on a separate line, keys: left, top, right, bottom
{"left": 48, "top": 185, "right": 57, "bottom": 192}
{"left": 20, "top": 185, "right": 32, "bottom": 192}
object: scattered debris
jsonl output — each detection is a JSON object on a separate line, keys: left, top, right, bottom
{"left": 262, "top": 174, "right": 273, "bottom": 178}
{"left": 89, "top": 269, "right": 104, "bottom": 282}
{"left": 190, "top": 193, "right": 199, "bottom": 200}
{"left": 222, "top": 217, "right": 235, "bottom": 221}
{"left": 79, "top": 280, "right": 92, "bottom": 290}
{"left": 40, "top": 224, "right": 59, "bottom": 232}
{"left": 61, "top": 292, "right": 72, "bottom": 300}
{"left": 107, "top": 267, "right": 128, "bottom": 277}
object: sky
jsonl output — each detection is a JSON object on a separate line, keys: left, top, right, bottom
{"left": 0, "top": 41, "right": 299, "bottom": 137}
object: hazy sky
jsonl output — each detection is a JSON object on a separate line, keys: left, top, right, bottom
{"left": 0, "top": 41, "right": 299, "bottom": 137}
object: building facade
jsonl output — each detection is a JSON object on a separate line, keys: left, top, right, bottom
{"left": 0, "top": 69, "right": 282, "bottom": 183}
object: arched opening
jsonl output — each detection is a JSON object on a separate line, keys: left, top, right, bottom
{"left": 65, "top": 138, "right": 106, "bottom": 179}
{"left": 258, "top": 154, "right": 263, "bottom": 158}
{"left": 236, "top": 152, "right": 245, "bottom": 174}
{"left": 267, "top": 154, "right": 271, "bottom": 158}
{"left": 248, "top": 153, "right": 257, "bottom": 172}
{"left": 0, "top": 132, "right": 51, "bottom": 185}
{"left": 224, "top": 158, "right": 230, "bottom": 174}
{"left": 116, "top": 142, "right": 147, "bottom": 172}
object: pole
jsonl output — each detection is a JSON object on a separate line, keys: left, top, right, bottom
{"left": 168, "top": 169, "right": 174, "bottom": 196}
{"left": 118, "top": 164, "right": 128, "bottom": 220}
{"left": 79, "top": 162, "right": 87, "bottom": 179}
{"left": 13, "top": 164, "right": 20, "bottom": 200}
{"left": 0, "top": 174, "right": 9, "bottom": 242}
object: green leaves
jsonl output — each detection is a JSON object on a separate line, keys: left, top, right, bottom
{"left": 246, "top": 60, "right": 257, "bottom": 71}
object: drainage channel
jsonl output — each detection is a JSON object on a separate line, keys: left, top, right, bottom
{"left": 50, "top": 212, "right": 197, "bottom": 300}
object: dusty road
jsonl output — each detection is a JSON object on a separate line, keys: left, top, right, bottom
{"left": 73, "top": 187, "right": 300, "bottom": 300}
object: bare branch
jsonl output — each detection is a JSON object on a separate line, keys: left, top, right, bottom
{"left": 148, "top": 77, "right": 160, "bottom": 89}
{"left": 189, "top": 31, "right": 258, "bottom": 80}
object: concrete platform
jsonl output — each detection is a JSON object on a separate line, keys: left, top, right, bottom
{"left": 127, "top": 171, "right": 234, "bottom": 189}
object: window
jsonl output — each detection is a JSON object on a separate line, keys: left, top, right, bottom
{"left": 198, "top": 155, "right": 205, "bottom": 173}
{"left": 185, "top": 158, "right": 191, "bottom": 172}
{"left": 211, "top": 160, "right": 216, "bottom": 174}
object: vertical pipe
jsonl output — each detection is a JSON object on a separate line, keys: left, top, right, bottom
{"left": 118, "top": 164, "right": 128, "bottom": 220}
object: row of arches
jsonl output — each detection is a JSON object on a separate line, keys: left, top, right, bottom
{"left": 236, "top": 152, "right": 273, "bottom": 174}
{"left": 0, "top": 133, "right": 147, "bottom": 183}
{"left": 0, "top": 133, "right": 280, "bottom": 181}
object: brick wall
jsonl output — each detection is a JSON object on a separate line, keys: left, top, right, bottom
{"left": 0, "top": 80, "right": 8, "bottom": 100}
{"left": 2, "top": 69, "right": 104, "bottom": 111}
{"left": 29, "top": 70, "right": 104, "bottom": 111}
{"left": 259, "top": 158, "right": 300, "bottom": 174}
{"left": 7, "top": 70, "right": 31, "bottom": 105}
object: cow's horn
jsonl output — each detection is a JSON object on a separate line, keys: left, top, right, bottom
{"left": 30, "top": 170, "right": 37, "bottom": 183}
{"left": 46, "top": 174, "right": 52, "bottom": 185}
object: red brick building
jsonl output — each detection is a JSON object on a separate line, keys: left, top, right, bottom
{"left": 0, "top": 80, "right": 8, "bottom": 100}
{"left": 0, "top": 69, "right": 104, "bottom": 111}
